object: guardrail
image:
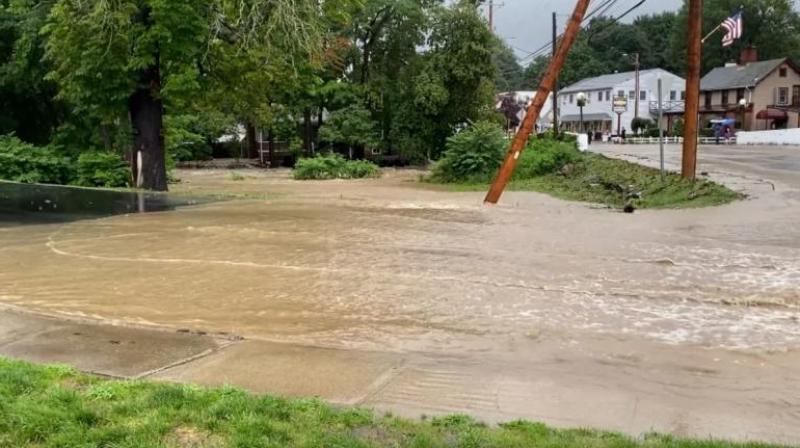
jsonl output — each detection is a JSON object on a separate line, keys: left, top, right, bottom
{"left": 613, "top": 136, "right": 738, "bottom": 145}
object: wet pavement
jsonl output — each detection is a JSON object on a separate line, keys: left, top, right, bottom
{"left": 0, "top": 146, "right": 799, "bottom": 443}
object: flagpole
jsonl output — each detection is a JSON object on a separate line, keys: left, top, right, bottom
{"left": 701, "top": 24, "right": 722, "bottom": 44}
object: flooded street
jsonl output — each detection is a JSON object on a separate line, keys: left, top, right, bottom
{"left": 2, "top": 145, "right": 800, "bottom": 442}
{"left": 2, "top": 150, "right": 798, "bottom": 352}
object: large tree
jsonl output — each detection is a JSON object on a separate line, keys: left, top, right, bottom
{"left": 0, "top": 0, "right": 62, "bottom": 144}
{"left": 44, "top": 0, "right": 328, "bottom": 190}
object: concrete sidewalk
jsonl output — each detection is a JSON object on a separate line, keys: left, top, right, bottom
{"left": 2, "top": 307, "right": 799, "bottom": 445}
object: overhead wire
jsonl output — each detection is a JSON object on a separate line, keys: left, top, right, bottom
{"left": 516, "top": 0, "right": 649, "bottom": 65}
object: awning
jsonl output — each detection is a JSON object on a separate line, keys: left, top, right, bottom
{"left": 756, "top": 109, "right": 788, "bottom": 120}
{"left": 560, "top": 113, "right": 613, "bottom": 122}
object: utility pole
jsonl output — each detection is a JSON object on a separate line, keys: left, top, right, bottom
{"left": 682, "top": 0, "right": 702, "bottom": 180}
{"left": 634, "top": 52, "right": 640, "bottom": 119}
{"left": 485, "top": 0, "right": 592, "bottom": 205}
{"left": 488, "top": 0, "right": 494, "bottom": 33}
{"left": 552, "top": 12, "right": 559, "bottom": 135}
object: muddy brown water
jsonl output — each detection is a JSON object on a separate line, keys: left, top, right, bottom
{"left": 1, "top": 158, "right": 798, "bottom": 354}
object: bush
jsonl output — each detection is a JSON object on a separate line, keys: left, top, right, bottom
{"left": 0, "top": 135, "right": 74, "bottom": 184}
{"left": 431, "top": 121, "right": 506, "bottom": 183}
{"left": 631, "top": 117, "right": 653, "bottom": 135}
{"left": 293, "top": 153, "right": 380, "bottom": 180}
{"left": 514, "top": 139, "right": 583, "bottom": 179}
{"left": 74, "top": 152, "right": 131, "bottom": 188}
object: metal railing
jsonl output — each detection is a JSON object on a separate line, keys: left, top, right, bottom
{"left": 617, "top": 136, "right": 738, "bottom": 145}
{"left": 649, "top": 100, "right": 685, "bottom": 113}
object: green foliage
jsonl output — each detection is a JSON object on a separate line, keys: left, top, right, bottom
{"left": 631, "top": 118, "right": 654, "bottom": 135}
{"left": 74, "top": 152, "right": 130, "bottom": 188}
{"left": 0, "top": 356, "right": 779, "bottom": 448}
{"left": 493, "top": 38, "right": 526, "bottom": 92}
{"left": 319, "top": 104, "right": 377, "bottom": 149}
{"left": 514, "top": 139, "right": 583, "bottom": 180}
{"left": 672, "top": 118, "right": 685, "bottom": 136}
{"left": 0, "top": 135, "right": 73, "bottom": 184}
{"left": 293, "top": 153, "right": 380, "bottom": 180}
{"left": 431, "top": 121, "right": 507, "bottom": 183}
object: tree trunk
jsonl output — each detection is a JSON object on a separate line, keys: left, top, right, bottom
{"left": 303, "top": 107, "right": 312, "bottom": 155}
{"left": 245, "top": 122, "right": 258, "bottom": 159}
{"left": 267, "top": 130, "right": 275, "bottom": 168}
{"left": 129, "top": 60, "right": 167, "bottom": 191}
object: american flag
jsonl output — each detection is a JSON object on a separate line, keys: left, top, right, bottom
{"left": 721, "top": 11, "right": 743, "bottom": 47}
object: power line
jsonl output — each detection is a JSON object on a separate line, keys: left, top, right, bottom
{"left": 517, "top": 0, "right": 649, "bottom": 65}
{"left": 516, "top": 0, "right": 621, "bottom": 63}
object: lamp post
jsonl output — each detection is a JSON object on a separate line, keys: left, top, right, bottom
{"left": 576, "top": 92, "right": 587, "bottom": 133}
{"left": 738, "top": 98, "right": 747, "bottom": 131}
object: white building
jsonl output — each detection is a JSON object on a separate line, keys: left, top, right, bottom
{"left": 559, "top": 69, "right": 687, "bottom": 135}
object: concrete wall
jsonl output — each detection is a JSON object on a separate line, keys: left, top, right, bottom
{"left": 737, "top": 128, "right": 800, "bottom": 145}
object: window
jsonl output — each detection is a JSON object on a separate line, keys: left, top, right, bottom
{"left": 640, "top": 91, "right": 647, "bottom": 101}
{"left": 670, "top": 90, "right": 677, "bottom": 101}
{"left": 704, "top": 92, "right": 712, "bottom": 108}
{"left": 793, "top": 85, "right": 800, "bottom": 105}
{"left": 605, "top": 90, "right": 611, "bottom": 101}
{"left": 617, "top": 90, "right": 624, "bottom": 98}
{"left": 681, "top": 90, "right": 686, "bottom": 100}
{"left": 780, "top": 67, "right": 788, "bottom": 77}
{"left": 721, "top": 90, "right": 729, "bottom": 106}
{"left": 777, "top": 87, "right": 789, "bottom": 105}
{"left": 598, "top": 91, "right": 603, "bottom": 102}
{"left": 628, "top": 90, "right": 635, "bottom": 100}
{"left": 737, "top": 88, "right": 745, "bottom": 102}
{"left": 569, "top": 94, "right": 574, "bottom": 104}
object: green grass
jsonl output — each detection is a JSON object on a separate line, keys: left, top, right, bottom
{"left": 434, "top": 151, "right": 742, "bottom": 210}
{"left": 0, "top": 357, "right": 785, "bottom": 448}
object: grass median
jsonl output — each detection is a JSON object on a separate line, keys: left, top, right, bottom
{"left": 426, "top": 123, "right": 742, "bottom": 210}
{"left": 0, "top": 357, "right": 785, "bottom": 448}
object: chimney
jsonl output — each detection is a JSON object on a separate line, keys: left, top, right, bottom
{"left": 739, "top": 46, "right": 758, "bottom": 65}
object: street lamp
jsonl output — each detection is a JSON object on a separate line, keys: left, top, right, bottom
{"left": 576, "top": 92, "right": 587, "bottom": 133}
{"left": 738, "top": 98, "right": 748, "bottom": 131}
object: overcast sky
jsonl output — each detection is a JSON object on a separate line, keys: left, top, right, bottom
{"left": 487, "top": 0, "right": 798, "bottom": 62}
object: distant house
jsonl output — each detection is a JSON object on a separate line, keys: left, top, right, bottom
{"left": 700, "top": 48, "right": 800, "bottom": 131}
{"left": 495, "top": 91, "right": 554, "bottom": 133}
{"left": 559, "top": 69, "right": 687, "bottom": 135}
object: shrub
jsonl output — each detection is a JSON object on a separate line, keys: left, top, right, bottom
{"left": 431, "top": 121, "right": 506, "bottom": 183}
{"left": 342, "top": 159, "right": 380, "bottom": 179}
{"left": 0, "top": 135, "right": 74, "bottom": 184}
{"left": 672, "top": 118, "right": 685, "bottom": 136}
{"left": 293, "top": 153, "right": 380, "bottom": 180}
{"left": 631, "top": 117, "right": 653, "bottom": 135}
{"left": 74, "top": 152, "right": 131, "bottom": 188}
{"left": 514, "top": 139, "right": 583, "bottom": 179}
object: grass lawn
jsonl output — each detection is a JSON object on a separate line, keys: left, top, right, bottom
{"left": 433, "top": 152, "right": 742, "bottom": 210}
{"left": 0, "top": 357, "right": 786, "bottom": 448}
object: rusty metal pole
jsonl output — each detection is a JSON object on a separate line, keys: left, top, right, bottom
{"left": 484, "top": 0, "right": 591, "bottom": 204}
{"left": 682, "top": 0, "right": 703, "bottom": 180}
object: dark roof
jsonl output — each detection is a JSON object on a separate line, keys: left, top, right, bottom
{"left": 700, "top": 58, "right": 787, "bottom": 91}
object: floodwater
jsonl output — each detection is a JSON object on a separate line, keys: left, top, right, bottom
{"left": 1, "top": 153, "right": 798, "bottom": 354}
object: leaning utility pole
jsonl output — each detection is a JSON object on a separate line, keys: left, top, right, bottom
{"left": 682, "top": 0, "right": 703, "bottom": 180}
{"left": 552, "top": 12, "right": 559, "bottom": 135}
{"left": 485, "top": 0, "right": 592, "bottom": 204}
